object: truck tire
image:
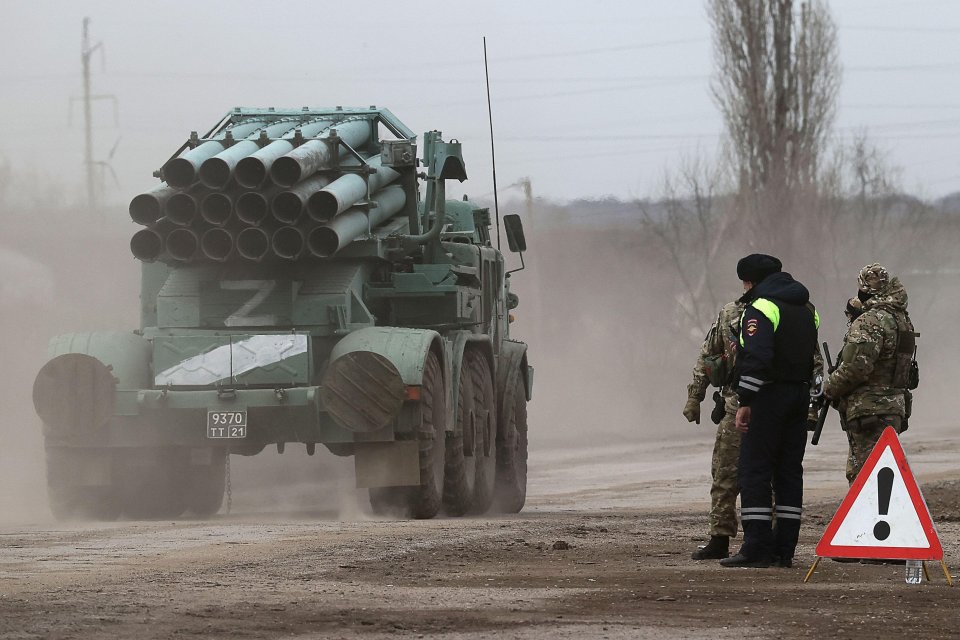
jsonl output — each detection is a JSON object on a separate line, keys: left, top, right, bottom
{"left": 47, "top": 486, "right": 121, "bottom": 521}
{"left": 492, "top": 377, "right": 528, "bottom": 513}
{"left": 185, "top": 450, "right": 227, "bottom": 518}
{"left": 443, "top": 354, "right": 476, "bottom": 515}
{"left": 444, "top": 348, "right": 496, "bottom": 515}
{"left": 118, "top": 448, "right": 188, "bottom": 520}
{"left": 369, "top": 351, "right": 446, "bottom": 519}
{"left": 45, "top": 447, "right": 121, "bottom": 522}
{"left": 467, "top": 349, "right": 496, "bottom": 514}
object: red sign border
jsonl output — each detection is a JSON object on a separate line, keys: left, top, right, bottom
{"left": 814, "top": 427, "right": 943, "bottom": 560}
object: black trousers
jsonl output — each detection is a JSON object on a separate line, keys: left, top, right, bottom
{"left": 738, "top": 382, "right": 809, "bottom": 560}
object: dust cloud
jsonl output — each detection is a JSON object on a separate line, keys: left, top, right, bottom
{"left": 2, "top": 192, "right": 958, "bottom": 525}
{"left": 511, "top": 197, "right": 960, "bottom": 453}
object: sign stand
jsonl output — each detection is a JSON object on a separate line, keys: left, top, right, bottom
{"left": 803, "top": 427, "right": 953, "bottom": 585}
{"left": 804, "top": 558, "right": 951, "bottom": 584}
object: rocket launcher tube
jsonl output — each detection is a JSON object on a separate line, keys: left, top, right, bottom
{"left": 130, "top": 229, "right": 164, "bottom": 262}
{"left": 236, "top": 190, "right": 273, "bottom": 226}
{"left": 129, "top": 183, "right": 177, "bottom": 225}
{"left": 199, "top": 120, "right": 302, "bottom": 189}
{"left": 200, "top": 227, "right": 235, "bottom": 262}
{"left": 307, "top": 155, "right": 400, "bottom": 221}
{"left": 165, "top": 190, "right": 202, "bottom": 226}
{"left": 308, "top": 184, "right": 406, "bottom": 258}
{"left": 270, "top": 119, "right": 373, "bottom": 187}
{"left": 163, "top": 121, "right": 265, "bottom": 188}
{"left": 271, "top": 225, "right": 308, "bottom": 260}
{"left": 237, "top": 227, "right": 270, "bottom": 262}
{"left": 201, "top": 192, "right": 234, "bottom": 226}
{"left": 166, "top": 228, "right": 199, "bottom": 262}
{"left": 235, "top": 118, "right": 333, "bottom": 188}
{"left": 271, "top": 174, "right": 335, "bottom": 225}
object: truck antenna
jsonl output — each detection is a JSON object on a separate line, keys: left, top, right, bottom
{"left": 483, "top": 36, "right": 501, "bottom": 250}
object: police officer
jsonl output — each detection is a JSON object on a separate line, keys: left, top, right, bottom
{"left": 720, "top": 254, "right": 819, "bottom": 569}
{"left": 683, "top": 300, "right": 745, "bottom": 560}
{"left": 824, "top": 264, "right": 917, "bottom": 485}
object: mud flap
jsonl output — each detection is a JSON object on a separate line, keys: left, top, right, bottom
{"left": 354, "top": 441, "right": 420, "bottom": 488}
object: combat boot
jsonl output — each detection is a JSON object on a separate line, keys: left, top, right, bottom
{"left": 691, "top": 535, "right": 729, "bottom": 560}
{"left": 719, "top": 551, "right": 772, "bottom": 568}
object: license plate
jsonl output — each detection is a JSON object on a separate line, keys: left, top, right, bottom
{"left": 206, "top": 410, "right": 247, "bottom": 438}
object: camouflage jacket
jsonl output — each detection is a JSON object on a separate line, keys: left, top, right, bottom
{"left": 688, "top": 301, "right": 743, "bottom": 413}
{"left": 824, "top": 277, "right": 914, "bottom": 421}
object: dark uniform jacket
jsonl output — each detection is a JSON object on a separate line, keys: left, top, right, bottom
{"left": 735, "top": 272, "right": 820, "bottom": 406}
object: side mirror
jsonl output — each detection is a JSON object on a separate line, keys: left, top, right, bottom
{"left": 503, "top": 214, "right": 526, "bottom": 253}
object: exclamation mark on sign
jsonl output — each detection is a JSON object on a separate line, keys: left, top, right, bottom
{"left": 873, "top": 467, "right": 894, "bottom": 541}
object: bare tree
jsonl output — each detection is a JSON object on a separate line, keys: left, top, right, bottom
{"left": 814, "top": 135, "right": 947, "bottom": 288}
{"left": 708, "top": 0, "right": 841, "bottom": 251}
{"left": 638, "top": 155, "right": 734, "bottom": 334}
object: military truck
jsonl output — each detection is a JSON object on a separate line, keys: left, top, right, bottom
{"left": 32, "top": 107, "right": 532, "bottom": 520}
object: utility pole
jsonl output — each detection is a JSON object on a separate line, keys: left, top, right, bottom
{"left": 77, "top": 17, "right": 118, "bottom": 211}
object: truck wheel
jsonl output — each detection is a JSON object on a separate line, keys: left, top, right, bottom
{"left": 47, "top": 486, "right": 122, "bottom": 521}
{"left": 119, "top": 448, "right": 188, "bottom": 520}
{"left": 185, "top": 450, "right": 227, "bottom": 518}
{"left": 467, "top": 350, "right": 496, "bottom": 514}
{"left": 443, "top": 349, "right": 478, "bottom": 516}
{"left": 492, "top": 378, "right": 528, "bottom": 513}
{"left": 368, "top": 351, "right": 446, "bottom": 519}
{"left": 45, "top": 447, "right": 121, "bottom": 521}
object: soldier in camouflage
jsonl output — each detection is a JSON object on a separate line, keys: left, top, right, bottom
{"left": 824, "top": 264, "right": 917, "bottom": 485}
{"left": 683, "top": 300, "right": 744, "bottom": 560}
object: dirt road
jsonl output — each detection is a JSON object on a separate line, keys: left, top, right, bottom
{"left": 1, "top": 428, "right": 958, "bottom": 639}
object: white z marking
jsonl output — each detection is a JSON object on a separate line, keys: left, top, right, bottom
{"left": 222, "top": 280, "right": 277, "bottom": 327}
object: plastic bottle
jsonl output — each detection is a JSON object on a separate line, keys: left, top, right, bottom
{"left": 905, "top": 559, "right": 922, "bottom": 584}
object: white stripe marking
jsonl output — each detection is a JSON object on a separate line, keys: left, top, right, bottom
{"left": 155, "top": 334, "right": 307, "bottom": 386}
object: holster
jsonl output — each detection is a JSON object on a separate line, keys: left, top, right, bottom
{"left": 847, "top": 414, "right": 902, "bottom": 433}
{"left": 710, "top": 390, "right": 725, "bottom": 425}
{"left": 846, "top": 415, "right": 882, "bottom": 431}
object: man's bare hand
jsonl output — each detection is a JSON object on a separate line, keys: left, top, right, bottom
{"left": 735, "top": 406, "right": 751, "bottom": 433}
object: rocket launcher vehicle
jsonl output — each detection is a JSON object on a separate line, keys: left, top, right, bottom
{"left": 38, "top": 105, "right": 533, "bottom": 523}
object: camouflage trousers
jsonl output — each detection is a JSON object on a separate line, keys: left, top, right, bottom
{"left": 845, "top": 415, "right": 903, "bottom": 485}
{"left": 709, "top": 410, "right": 742, "bottom": 537}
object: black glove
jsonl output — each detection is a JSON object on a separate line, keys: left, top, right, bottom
{"left": 710, "top": 391, "right": 725, "bottom": 425}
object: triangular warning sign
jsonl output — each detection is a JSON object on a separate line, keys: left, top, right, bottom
{"left": 815, "top": 427, "right": 943, "bottom": 560}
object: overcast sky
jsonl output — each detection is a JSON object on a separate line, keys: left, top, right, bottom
{"left": 1, "top": 0, "right": 959, "bottom": 206}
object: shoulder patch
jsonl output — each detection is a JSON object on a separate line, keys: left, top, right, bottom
{"left": 745, "top": 318, "right": 759, "bottom": 336}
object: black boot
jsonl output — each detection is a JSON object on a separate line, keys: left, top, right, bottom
{"left": 719, "top": 551, "right": 773, "bottom": 568}
{"left": 691, "top": 535, "right": 729, "bottom": 560}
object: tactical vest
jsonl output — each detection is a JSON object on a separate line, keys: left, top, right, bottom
{"left": 891, "top": 312, "right": 919, "bottom": 390}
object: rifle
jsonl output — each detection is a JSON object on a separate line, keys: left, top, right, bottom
{"left": 810, "top": 342, "right": 837, "bottom": 445}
